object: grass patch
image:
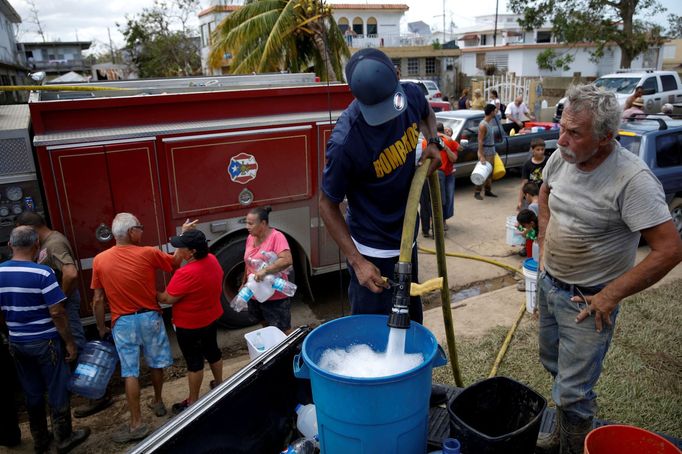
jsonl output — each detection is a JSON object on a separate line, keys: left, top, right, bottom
{"left": 433, "top": 279, "right": 682, "bottom": 438}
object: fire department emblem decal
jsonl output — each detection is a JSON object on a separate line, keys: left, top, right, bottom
{"left": 227, "top": 153, "right": 259, "bottom": 184}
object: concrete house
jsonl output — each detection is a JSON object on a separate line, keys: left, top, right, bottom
{"left": 20, "top": 40, "right": 91, "bottom": 80}
{"left": 198, "top": 1, "right": 460, "bottom": 95}
{"left": 455, "top": 14, "right": 663, "bottom": 78}
{"left": 0, "top": 0, "right": 28, "bottom": 103}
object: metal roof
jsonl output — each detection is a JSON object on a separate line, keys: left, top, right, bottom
{"left": 0, "top": 0, "right": 21, "bottom": 23}
{"left": 0, "top": 104, "right": 30, "bottom": 133}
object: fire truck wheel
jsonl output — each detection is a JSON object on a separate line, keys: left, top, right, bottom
{"left": 215, "top": 237, "right": 260, "bottom": 329}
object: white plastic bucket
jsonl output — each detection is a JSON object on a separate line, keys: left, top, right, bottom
{"left": 244, "top": 326, "right": 286, "bottom": 360}
{"left": 470, "top": 161, "right": 492, "bottom": 186}
{"left": 506, "top": 216, "right": 526, "bottom": 246}
{"left": 522, "top": 258, "right": 538, "bottom": 313}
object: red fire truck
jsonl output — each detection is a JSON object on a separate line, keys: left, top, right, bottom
{"left": 0, "top": 73, "right": 354, "bottom": 327}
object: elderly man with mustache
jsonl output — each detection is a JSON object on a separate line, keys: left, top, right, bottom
{"left": 534, "top": 84, "right": 682, "bottom": 454}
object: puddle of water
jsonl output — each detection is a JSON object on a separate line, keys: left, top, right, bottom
{"left": 422, "top": 274, "right": 517, "bottom": 310}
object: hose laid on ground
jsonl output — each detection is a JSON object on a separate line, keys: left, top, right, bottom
{"left": 417, "top": 245, "right": 528, "bottom": 378}
{"left": 398, "top": 161, "right": 464, "bottom": 387}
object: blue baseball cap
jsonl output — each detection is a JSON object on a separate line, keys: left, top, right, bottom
{"left": 345, "top": 49, "right": 407, "bottom": 126}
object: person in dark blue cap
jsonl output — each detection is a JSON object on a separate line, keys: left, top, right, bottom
{"left": 319, "top": 48, "right": 441, "bottom": 324}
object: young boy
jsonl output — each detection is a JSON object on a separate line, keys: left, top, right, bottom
{"left": 516, "top": 138, "right": 547, "bottom": 211}
{"left": 517, "top": 208, "right": 539, "bottom": 261}
{"left": 522, "top": 182, "right": 540, "bottom": 216}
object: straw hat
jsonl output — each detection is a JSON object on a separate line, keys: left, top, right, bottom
{"left": 632, "top": 97, "right": 644, "bottom": 107}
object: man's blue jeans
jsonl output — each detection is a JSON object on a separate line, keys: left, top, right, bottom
{"left": 10, "top": 337, "right": 71, "bottom": 413}
{"left": 537, "top": 271, "right": 619, "bottom": 419}
{"left": 437, "top": 170, "right": 455, "bottom": 220}
{"left": 66, "top": 291, "right": 86, "bottom": 352}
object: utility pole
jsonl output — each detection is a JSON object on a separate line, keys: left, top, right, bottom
{"left": 493, "top": 0, "right": 499, "bottom": 47}
{"left": 442, "top": 0, "right": 446, "bottom": 44}
{"left": 107, "top": 27, "right": 116, "bottom": 64}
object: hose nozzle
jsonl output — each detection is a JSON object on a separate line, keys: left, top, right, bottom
{"left": 388, "top": 262, "right": 411, "bottom": 329}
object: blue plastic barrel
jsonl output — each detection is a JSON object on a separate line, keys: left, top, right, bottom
{"left": 69, "top": 339, "right": 118, "bottom": 399}
{"left": 293, "top": 315, "right": 447, "bottom": 454}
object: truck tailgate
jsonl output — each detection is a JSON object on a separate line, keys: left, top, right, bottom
{"left": 128, "top": 327, "right": 312, "bottom": 454}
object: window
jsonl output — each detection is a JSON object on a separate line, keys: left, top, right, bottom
{"left": 481, "top": 35, "right": 487, "bottom": 46}
{"left": 536, "top": 31, "right": 551, "bottom": 43}
{"left": 338, "top": 17, "right": 349, "bottom": 33}
{"left": 208, "top": 22, "right": 214, "bottom": 45}
{"left": 425, "top": 57, "right": 436, "bottom": 75}
{"left": 367, "top": 17, "right": 377, "bottom": 36}
{"left": 201, "top": 24, "right": 208, "bottom": 47}
{"left": 352, "top": 17, "right": 363, "bottom": 36}
{"left": 660, "top": 75, "right": 678, "bottom": 92}
{"left": 407, "top": 58, "right": 418, "bottom": 75}
{"left": 656, "top": 132, "right": 682, "bottom": 168}
{"left": 476, "top": 52, "right": 485, "bottom": 69}
{"left": 642, "top": 76, "right": 658, "bottom": 94}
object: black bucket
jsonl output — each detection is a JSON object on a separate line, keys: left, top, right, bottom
{"left": 448, "top": 376, "right": 547, "bottom": 454}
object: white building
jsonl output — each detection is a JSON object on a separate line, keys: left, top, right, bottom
{"left": 0, "top": 0, "right": 27, "bottom": 103}
{"left": 455, "top": 14, "right": 662, "bottom": 77}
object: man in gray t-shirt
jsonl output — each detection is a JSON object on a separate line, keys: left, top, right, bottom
{"left": 535, "top": 84, "right": 682, "bottom": 454}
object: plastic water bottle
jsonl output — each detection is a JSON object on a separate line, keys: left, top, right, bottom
{"left": 280, "top": 437, "right": 316, "bottom": 454}
{"left": 295, "top": 403, "right": 318, "bottom": 439}
{"left": 428, "top": 438, "right": 461, "bottom": 454}
{"left": 230, "top": 285, "right": 253, "bottom": 312}
{"left": 68, "top": 338, "right": 118, "bottom": 399}
{"left": 271, "top": 276, "right": 297, "bottom": 297}
{"left": 253, "top": 332, "right": 266, "bottom": 352}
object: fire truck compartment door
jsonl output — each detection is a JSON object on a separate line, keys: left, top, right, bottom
{"left": 48, "top": 141, "right": 166, "bottom": 312}
{"left": 164, "top": 126, "right": 313, "bottom": 218}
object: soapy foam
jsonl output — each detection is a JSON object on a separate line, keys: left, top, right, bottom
{"left": 318, "top": 329, "right": 424, "bottom": 378}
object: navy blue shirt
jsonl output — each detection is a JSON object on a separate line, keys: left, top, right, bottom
{"left": 322, "top": 83, "right": 430, "bottom": 250}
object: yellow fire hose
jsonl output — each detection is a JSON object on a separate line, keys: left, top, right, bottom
{"left": 397, "top": 161, "right": 464, "bottom": 387}
{"left": 0, "top": 85, "right": 128, "bottom": 92}
{"left": 417, "top": 246, "right": 528, "bottom": 379}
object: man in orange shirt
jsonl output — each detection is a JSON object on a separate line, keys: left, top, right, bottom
{"left": 92, "top": 213, "right": 184, "bottom": 443}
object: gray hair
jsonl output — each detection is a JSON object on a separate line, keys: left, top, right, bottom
{"left": 111, "top": 212, "right": 139, "bottom": 241}
{"left": 564, "top": 84, "right": 622, "bottom": 140}
{"left": 662, "top": 103, "right": 673, "bottom": 115}
{"left": 9, "top": 226, "right": 39, "bottom": 248}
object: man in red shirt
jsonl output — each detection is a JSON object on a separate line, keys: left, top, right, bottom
{"left": 92, "top": 213, "right": 183, "bottom": 443}
{"left": 420, "top": 123, "right": 459, "bottom": 236}
{"left": 157, "top": 229, "right": 224, "bottom": 414}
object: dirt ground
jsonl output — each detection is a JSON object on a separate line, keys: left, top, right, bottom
{"left": 4, "top": 174, "right": 680, "bottom": 453}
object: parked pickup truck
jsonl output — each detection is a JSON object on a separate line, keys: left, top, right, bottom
{"left": 435, "top": 110, "right": 560, "bottom": 177}
{"left": 618, "top": 118, "right": 682, "bottom": 238}
{"left": 554, "top": 70, "right": 682, "bottom": 121}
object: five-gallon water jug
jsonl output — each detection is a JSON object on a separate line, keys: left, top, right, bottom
{"left": 295, "top": 403, "right": 318, "bottom": 439}
{"left": 69, "top": 338, "right": 118, "bottom": 399}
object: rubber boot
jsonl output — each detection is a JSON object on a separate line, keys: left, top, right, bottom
{"left": 535, "top": 407, "right": 560, "bottom": 454}
{"left": 53, "top": 405, "right": 91, "bottom": 454}
{"left": 27, "top": 404, "right": 52, "bottom": 454}
{"left": 559, "top": 408, "right": 593, "bottom": 454}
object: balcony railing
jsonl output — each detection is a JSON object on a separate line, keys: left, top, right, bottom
{"left": 27, "top": 58, "right": 90, "bottom": 72}
{"left": 347, "top": 33, "right": 445, "bottom": 48}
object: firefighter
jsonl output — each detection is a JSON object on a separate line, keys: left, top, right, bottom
{"left": 319, "top": 48, "right": 441, "bottom": 323}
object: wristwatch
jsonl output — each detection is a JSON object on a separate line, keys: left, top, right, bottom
{"left": 427, "top": 136, "right": 444, "bottom": 150}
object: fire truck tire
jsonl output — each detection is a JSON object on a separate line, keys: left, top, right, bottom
{"left": 215, "top": 237, "right": 260, "bottom": 329}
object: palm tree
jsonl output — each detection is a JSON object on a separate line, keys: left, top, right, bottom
{"left": 208, "top": 0, "right": 349, "bottom": 82}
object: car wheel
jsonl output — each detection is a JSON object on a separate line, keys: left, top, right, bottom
{"left": 214, "top": 235, "right": 259, "bottom": 329}
{"left": 670, "top": 198, "right": 682, "bottom": 239}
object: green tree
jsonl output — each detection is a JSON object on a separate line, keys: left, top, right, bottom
{"left": 508, "top": 0, "right": 668, "bottom": 70}
{"left": 209, "top": 0, "right": 349, "bottom": 81}
{"left": 668, "top": 14, "right": 682, "bottom": 38}
{"left": 118, "top": 0, "right": 201, "bottom": 78}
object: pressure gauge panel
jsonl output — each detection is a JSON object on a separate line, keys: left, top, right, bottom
{"left": 0, "top": 205, "right": 9, "bottom": 217}
{"left": 11, "top": 203, "right": 23, "bottom": 215}
{"left": 5, "top": 186, "right": 23, "bottom": 202}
